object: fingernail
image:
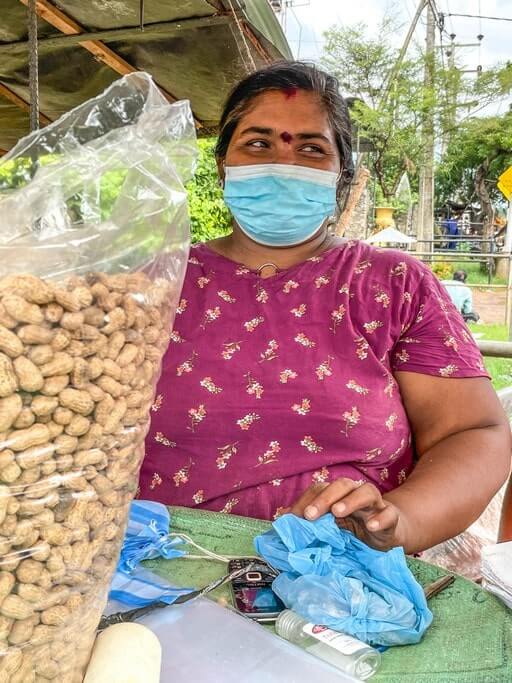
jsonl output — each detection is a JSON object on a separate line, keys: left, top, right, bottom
{"left": 367, "top": 520, "right": 379, "bottom": 530}
{"left": 304, "top": 505, "right": 318, "bottom": 520}
{"left": 332, "top": 503, "right": 346, "bottom": 515}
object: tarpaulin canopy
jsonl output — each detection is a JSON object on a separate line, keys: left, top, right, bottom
{"left": 0, "top": 0, "right": 292, "bottom": 152}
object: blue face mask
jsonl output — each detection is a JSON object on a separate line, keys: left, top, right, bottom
{"left": 223, "top": 163, "right": 338, "bottom": 247}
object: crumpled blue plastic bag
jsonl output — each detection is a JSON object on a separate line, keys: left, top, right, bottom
{"left": 117, "top": 500, "right": 188, "bottom": 573}
{"left": 109, "top": 500, "right": 194, "bottom": 606}
{"left": 254, "top": 513, "right": 433, "bottom": 646}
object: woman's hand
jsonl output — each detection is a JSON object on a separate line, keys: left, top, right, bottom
{"left": 286, "top": 478, "right": 405, "bottom": 551}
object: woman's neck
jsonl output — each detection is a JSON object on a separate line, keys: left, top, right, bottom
{"left": 207, "top": 226, "right": 341, "bottom": 276}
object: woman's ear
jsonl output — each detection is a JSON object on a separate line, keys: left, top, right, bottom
{"left": 216, "top": 158, "right": 225, "bottom": 189}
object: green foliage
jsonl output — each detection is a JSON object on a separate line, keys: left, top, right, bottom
{"left": 436, "top": 112, "right": 512, "bottom": 208}
{"left": 186, "top": 138, "right": 231, "bottom": 243}
{"left": 0, "top": 138, "right": 233, "bottom": 246}
{"left": 322, "top": 21, "right": 425, "bottom": 201}
{"left": 321, "top": 22, "right": 512, "bottom": 209}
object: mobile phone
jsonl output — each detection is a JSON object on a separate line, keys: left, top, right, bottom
{"left": 228, "top": 558, "right": 285, "bottom": 623}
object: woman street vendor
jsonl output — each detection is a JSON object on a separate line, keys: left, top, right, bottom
{"left": 139, "top": 61, "right": 511, "bottom": 555}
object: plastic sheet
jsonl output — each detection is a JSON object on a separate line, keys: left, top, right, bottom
{"left": 0, "top": 73, "right": 195, "bottom": 681}
{"left": 421, "top": 485, "right": 505, "bottom": 581}
{"left": 255, "top": 513, "right": 432, "bottom": 647}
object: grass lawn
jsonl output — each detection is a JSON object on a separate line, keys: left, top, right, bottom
{"left": 468, "top": 323, "right": 512, "bottom": 391}
{"left": 451, "top": 260, "right": 506, "bottom": 286}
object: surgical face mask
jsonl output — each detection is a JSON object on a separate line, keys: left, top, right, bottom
{"left": 223, "top": 163, "right": 338, "bottom": 247}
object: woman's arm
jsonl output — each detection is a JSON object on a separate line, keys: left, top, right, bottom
{"left": 289, "top": 374, "right": 511, "bottom": 554}
{"left": 387, "top": 373, "right": 510, "bottom": 553}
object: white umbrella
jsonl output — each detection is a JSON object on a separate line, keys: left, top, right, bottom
{"left": 365, "top": 227, "right": 416, "bottom": 245}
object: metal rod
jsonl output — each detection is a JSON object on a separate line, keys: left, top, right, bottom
{"left": 477, "top": 341, "right": 512, "bottom": 359}
{"left": 27, "top": 0, "right": 39, "bottom": 132}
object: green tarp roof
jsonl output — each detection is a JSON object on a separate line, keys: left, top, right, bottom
{"left": 0, "top": 0, "right": 292, "bottom": 151}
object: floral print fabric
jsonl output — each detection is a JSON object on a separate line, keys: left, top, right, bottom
{"left": 139, "top": 241, "right": 488, "bottom": 520}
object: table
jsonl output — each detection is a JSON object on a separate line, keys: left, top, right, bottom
{"left": 143, "top": 507, "right": 512, "bottom": 683}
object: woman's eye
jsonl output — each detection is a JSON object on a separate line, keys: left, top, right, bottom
{"left": 301, "top": 144, "right": 324, "bottom": 154}
{"left": 247, "top": 140, "right": 269, "bottom": 149}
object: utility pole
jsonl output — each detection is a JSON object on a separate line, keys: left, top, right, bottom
{"left": 416, "top": 2, "right": 435, "bottom": 252}
{"left": 380, "top": 0, "right": 427, "bottom": 109}
{"left": 437, "top": 39, "right": 480, "bottom": 152}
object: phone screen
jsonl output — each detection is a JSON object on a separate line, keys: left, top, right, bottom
{"left": 233, "top": 585, "right": 285, "bottom": 615}
{"left": 229, "top": 560, "right": 285, "bottom": 621}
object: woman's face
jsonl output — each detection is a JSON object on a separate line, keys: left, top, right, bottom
{"left": 223, "top": 89, "right": 341, "bottom": 174}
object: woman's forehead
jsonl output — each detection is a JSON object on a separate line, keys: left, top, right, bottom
{"left": 237, "top": 89, "right": 333, "bottom": 135}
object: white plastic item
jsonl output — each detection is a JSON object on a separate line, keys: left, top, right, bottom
{"left": 276, "top": 610, "right": 381, "bottom": 680}
{"left": 84, "top": 623, "right": 162, "bottom": 683}
{"left": 134, "top": 598, "right": 362, "bottom": 682}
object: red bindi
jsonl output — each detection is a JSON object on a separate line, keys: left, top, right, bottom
{"left": 282, "top": 87, "right": 298, "bottom": 99}
{"left": 280, "top": 131, "right": 293, "bottom": 144}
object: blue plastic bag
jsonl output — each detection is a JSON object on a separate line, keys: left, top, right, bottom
{"left": 109, "top": 500, "right": 194, "bottom": 606}
{"left": 254, "top": 513, "right": 433, "bottom": 646}
{"left": 117, "top": 500, "right": 188, "bottom": 573}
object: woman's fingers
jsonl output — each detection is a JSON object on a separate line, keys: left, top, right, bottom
{"left": 302, "top": 478, "right": 363, "bottom": 520}
{"left": 289, "top": 483, "right": 328, "bottom": 516}
{"left": 330, "top": 482, "right": 386, "bottom": 518}
{"left": 365, "top": 503, "right": 400, "bottom": 532}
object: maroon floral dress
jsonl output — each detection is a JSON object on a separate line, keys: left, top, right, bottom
{"left": 138, "top": 241, "right": 487, "bottom": 520}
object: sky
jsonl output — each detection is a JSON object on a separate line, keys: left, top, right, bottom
{"left": 279, "top": 0, "right": 512, "bottom": 114}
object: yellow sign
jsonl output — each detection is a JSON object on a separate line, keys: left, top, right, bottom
{"left": 498, "top": 166, "right": 512, "bottom": 200}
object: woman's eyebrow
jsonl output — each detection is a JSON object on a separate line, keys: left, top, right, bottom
{"left": 296, "top": 132, "right": 331, "bottom": 143}
{"left": 239, "top": 126, "right": 273, "bottom": 136}
{"left": 238, "top": 127, "right": 332, "bottom": 144}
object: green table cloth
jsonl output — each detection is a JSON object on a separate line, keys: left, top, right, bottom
{"left": 143, "top": 507, "right": 512, "bottom": 683}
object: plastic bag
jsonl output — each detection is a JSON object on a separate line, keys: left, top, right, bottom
{"left": 116, "top": 500, "right": 187, "bottom": 574}
{"left": 0, "top": 72, "right": 195, "bottom": 681}
{"left": 481, "top": 541, "right": 512, "bottom": 609}
{"left": 255, "top": 513, "right": 432, "bottom": 646}
{"left": 421, "top": 484, "right": 505, "bottom": 581}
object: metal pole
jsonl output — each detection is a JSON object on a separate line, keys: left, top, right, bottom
{"left": 505, "top": 201, "right": 512, "bottom": 339}
{"left": 505, "top": 200, "right": 512, "bottom": 254}
{"left": 507, "top": 253, "right": 512, "bottom": 340}
{"left": 27, "top": 0, "right": 39, "bottom": 132}
{"left": 478, "top": 340, "right": 512, "bottom": 359}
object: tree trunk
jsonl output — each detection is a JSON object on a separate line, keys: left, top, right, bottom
{"left": 336, "top": 166, "right": 370, "bottom": 237}
{"left": 474, "top": 158, "right": 494, "bottom": 254}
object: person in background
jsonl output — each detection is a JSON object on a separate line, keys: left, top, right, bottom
{"left": 442, "top": 215, "right": 459, "bottom": 250}
{"left": 442, "top": 270, "right": 480, "bottom": 323}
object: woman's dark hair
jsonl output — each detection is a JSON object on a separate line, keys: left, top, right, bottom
{"left": 215, "top": 61, "right": 354, "bottom": 209}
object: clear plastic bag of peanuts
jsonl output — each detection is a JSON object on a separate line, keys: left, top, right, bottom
{"left": 0, "top": 72, "right": 196, "bottom": 681}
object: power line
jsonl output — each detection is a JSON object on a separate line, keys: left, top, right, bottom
{"left": 447, "top": 13, "right": 512, "bottom": 22}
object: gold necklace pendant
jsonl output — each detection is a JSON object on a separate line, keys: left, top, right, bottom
{"left": 256, "top": 262, "right": 280, "bottom": 277}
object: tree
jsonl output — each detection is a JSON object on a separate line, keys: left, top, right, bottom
{"left": 321, "top": 21, "right": 512, "bottom": 207}
{"left": 322, "top": 21, "right": 424, "bottom": 203}
{"left": 436, "top": 112, "right": 512, "bottom": 240}
{"left": 187, "top": 138, "right": 231, "bottom": 243}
